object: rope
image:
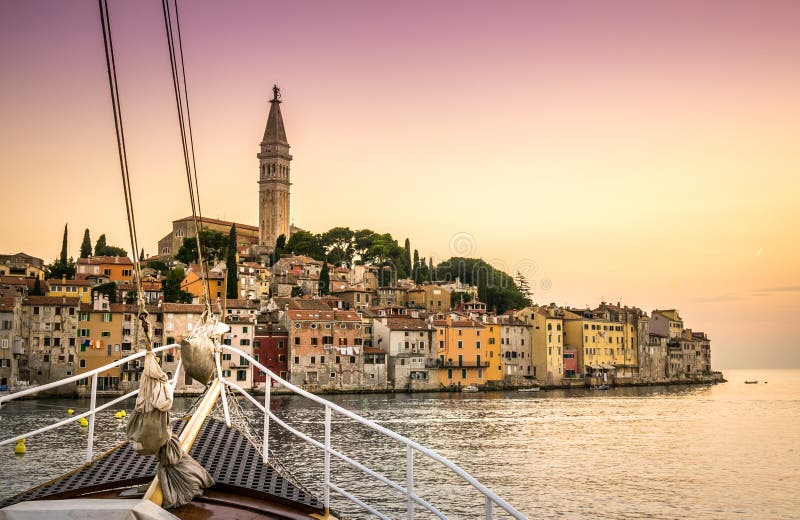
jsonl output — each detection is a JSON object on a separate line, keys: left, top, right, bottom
{"left": 97, "top": 0, "right": 151, "bottom": 348}
{"left": 161, "top": 0, "right": 212, "bottom": 317}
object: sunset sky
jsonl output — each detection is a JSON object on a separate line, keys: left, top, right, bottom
{"left": 0, "top": 1, "right": 797, "bottom": 368}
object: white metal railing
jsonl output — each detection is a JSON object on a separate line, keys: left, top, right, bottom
{"left": 0, "top": 345, "right": 182, "bottom": 462}
{"left": 0, "top": 343, "right": 526, "bottom": 519}
{"left": 219, "top": 344, "right": 527, "bottom": 520}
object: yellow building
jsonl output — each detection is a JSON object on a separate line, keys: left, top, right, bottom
{"left": 76, "top": 295, "right": 124, "bottom": 392}
{"left": 47, "top": 277, "right": 93, "bottom": 303}
{"left": 180, "top": 266, "right": 224, "bottom": 302}
{"left": 433, "top": 315, "right": 503, "bottom": 387}
{"left": 562, "top": 308, "right": 634, "bottom": 382}
{"left": 516, "top": 305, "right": 565, "bottom": 385}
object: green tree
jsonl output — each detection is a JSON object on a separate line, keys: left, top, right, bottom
{"left": 175, "top": 229, "right": 228, "bottom": 265}
{"left": 450, "top": 291, "right": 473, "bottom": 307}
{"left": 31, "top": 278, "right": 44, "bottom": 296}
{"left": 94, "top": 234, "right": 107, "bottom": 256}
{"left": 226, "top": 225, "right": 238, "bottom": 299}
{"left": 285, "top": 230, "right": 325, "bottom": 259}
{"left": 320, "top": 227, "right": 354, "bottom": 266}
{"left": 46, "top": 257, "right": 75, "bottom": 280}
{"left": 403, "top": 238, "right": 412, "bottom": 278}
{"left": 271, "top": 234, "right": 287, "bottom": 266}
{"left": 92, "top": 282, "right": 117, "bottom": 304}
{"left": 514, "top": 271, "right": 533, "bottom": 307}
{"left": 139, "top": 248, "right": 145, "bottom": 262}
{"left": 59, "top": 224, "right": 68, "bottom": 266}
{"left": 435, "top": 257, "right": 528, "bottom": 314}
{"left": 80, "top": 229, "right": 92, "bottom": 258}
{"left": 162, "top": 268, "right": 193, "bottom": 303}
{"left": 318, "top": 259, "right": 330, "bottom": 295}
{"left": 412, "top": 249, "right": 420, "bottom": 282}
{"left": 291, "top": 286, "right": 303, "bottom": 297}
{"left": 146, "top": 260, "right": 169, "bottom": 274}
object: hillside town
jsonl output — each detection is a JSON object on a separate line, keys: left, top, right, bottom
{"left": 0, "top": 248, "right": 715, "bottom": 397}
{"left": 0, "top": 88, "right": 717, "bottom": 396}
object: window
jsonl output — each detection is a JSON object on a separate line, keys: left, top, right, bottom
{"left": 222, "top": 370, "right": 231, "bottom": 378}
{"left": 311, "top": 337, "right": 318, "bottom": 346}
{"left": 293, "top": 356, "right": 299, "bottom": 364}
{"left": 102, "top": 313, "right": 112, "bottom": 322}
{"left": 102, "top": 331, "right": 111, "bottom": 337}
{"left": 330, "top": 372, "right": 337, "bottom": 378}
{"left": 294, "top": 337, "right": 300, "bottom": 345}
{"left": 457, "top": 340, "right": 463, "bottom": 348}
{"left": 240, "top": 339, "right": 250, "bottom": 346}
{"left": 476, "top": 341, "right": 481, "bottom": 349}
{"left": 236, "top": 370, "right": 246, "bottom": 381}
{"left": 310, "top": 356, "right": 316, "bottom": 364}
{"left": 79, "top": 359, "right": 86, "bottom": 368}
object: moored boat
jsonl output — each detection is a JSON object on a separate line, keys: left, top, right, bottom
{"left": 462, "top": 385, "right": 480, "bottom": 393}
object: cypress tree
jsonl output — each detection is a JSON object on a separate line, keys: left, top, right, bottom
{"left": 31, "top": 278, "right": 44, "bottom": 296}
{"left": 319, "top": 259, "right": 330, "bottom": 296}
{"left": 412, "top": 249, "right": 420, "bottom": 282}
{"left": 404, "top": 238, "right": 412, "bottom": 279}
{"left": 80, "top": 229, "right": 92, "bottom": 258}
{"left": 139, "top": 248, "right": 145, "bottom": 262}
{"left": 59, "top": 224, "right": 68, "bottom": 266}
{"left": 226, "top": 225, "right": 239, "bottom": 299}
{"left": 94, "top": 234, "right": 107, "bottom": 256}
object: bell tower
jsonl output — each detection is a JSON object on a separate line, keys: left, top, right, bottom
{"left": 258, "top": 84, "right": 292, "bottom": 247}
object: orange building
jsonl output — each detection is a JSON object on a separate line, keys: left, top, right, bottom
{"left": 76, "top": 256, "right": 134, "bottom": 283}
{"left": 433, "top": 315, "right": 503, "bottom": 388}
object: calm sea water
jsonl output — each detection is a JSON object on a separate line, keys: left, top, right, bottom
{"left": 1, "top": 369, "right": 798, "bottom": 519}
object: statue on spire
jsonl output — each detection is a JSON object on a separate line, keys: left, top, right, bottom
{"left": 272, "top": 84, "right": 281, "bottom": 102}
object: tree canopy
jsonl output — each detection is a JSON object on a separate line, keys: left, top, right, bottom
{"left": 93, "top": 233, "right": 127, "bottom": 257}
{"left": 435, "top": 257, "right": 529, "bottom": 314}
{"left": 175, "top": 229, "right": 229, "bottom": 265}
{"left": 162, "top": 267, "right": 193, "bottom": 303}
{"left": 226, "top": 225, "right": 238, "bottom": 299}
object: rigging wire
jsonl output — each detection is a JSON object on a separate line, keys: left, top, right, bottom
{"left": 161, "top": 0, "right": 212, "bottom": 315}
{"left": 97, "top": 0, "right": 151, "bottom": 345}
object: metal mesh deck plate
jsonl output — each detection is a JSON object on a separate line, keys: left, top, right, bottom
{"left": 0, "top": 418, "right": 322, "bottom": 511}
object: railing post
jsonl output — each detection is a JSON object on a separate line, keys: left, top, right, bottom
{"left": 324, "top": 405, "right": 331, "bottom": 514}
{"left": 406, "top": 445, "right": 414, "bottom": 520}
{"left": 86, "top": 373, "right": 98, "bottom": 463}
{"left": 215, "top": 348, "right": 231, "bottom": 427}
{"left": 485, "top": 496, "right": 493, "bottom": 519}
{"left": 262, "top": 375, "right": 271, "bottom": 464}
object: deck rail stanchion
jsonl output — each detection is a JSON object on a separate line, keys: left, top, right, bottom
{"left": 86, "top": 373, "right": 98, "bottom": 462}
{"left": 0, "top": 343, "right": 528, "bottom": 519}
{"left": 263, "top": 375, "right": 271, "bottom": 464}
{"left": 324, "top": 405, "right": 331, "bottom": 515}
{"left": 407, "top": 445, "right": 414, "bottom": 520}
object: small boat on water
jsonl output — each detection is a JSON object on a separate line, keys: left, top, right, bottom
{"left": 518, "top": 387, "right": 541, "bottom": 393}
{"left": 745, "top": 380, "right": 758, "bottom": 384}
{"left": 462, "top": 385, "right": 480, "bottom": 393}
{"left": 590, "top": 385, "right": 610, "bottom": 390}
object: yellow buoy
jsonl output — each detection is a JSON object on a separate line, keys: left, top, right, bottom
{"left": 14, "top": 439, "right": 26, "bottom": 455}
{"left": 67, "top": 409, "right": 74, "bottom": 415}
{"left": 119, "top": 410, "right": 126, "bottom": 417}
{"left": 114, "top": 410, "right": 126, "bottom": 419}
{"left": 78, "top": 417, "right": 88, "bottom": 427}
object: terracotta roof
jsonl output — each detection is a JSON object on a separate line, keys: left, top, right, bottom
{"left": 161, "top": 303, "right": 205, "bottom": 313}
{"left": 273, "top": 298, "right": 332, "bottom": 311}
{"left": 287, "top": 309, "right": 334, "bottom": 321}
{"left": 77, "top": 256, "right": 133, "bottom": 265}
{"left": 0, "top": 297, "right": 18, "bottom": 312}
{"left": 0, "top": 276, "right": 49, "bottom": 292}
{"left": 381, "top": 317, "right": 429, "bottom": 331}
{"left": 175, "top": 216, "right": 258, "bottom": 232}
{"left": 333, "top": 311, "right": 360, "bottom": 322}
{"left": 24, "top": 296, "right": 80, "bottom": 306}
{"left": 225, "top": 299, "right": 258, "bottom": 309}
{"left": 48, "top": 278, "right": 94, "bottom": 287}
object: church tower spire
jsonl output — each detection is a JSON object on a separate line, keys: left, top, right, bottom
{"left": 258, "top": 84, "right": 292, "bottom": 247}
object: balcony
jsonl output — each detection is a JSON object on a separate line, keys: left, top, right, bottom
{"left": 443, "top": 361, "right": 489, "bottom": 369}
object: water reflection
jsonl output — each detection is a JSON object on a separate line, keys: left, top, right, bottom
{"left": 1, "top": 370, "right": 799, "bottom": 519}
